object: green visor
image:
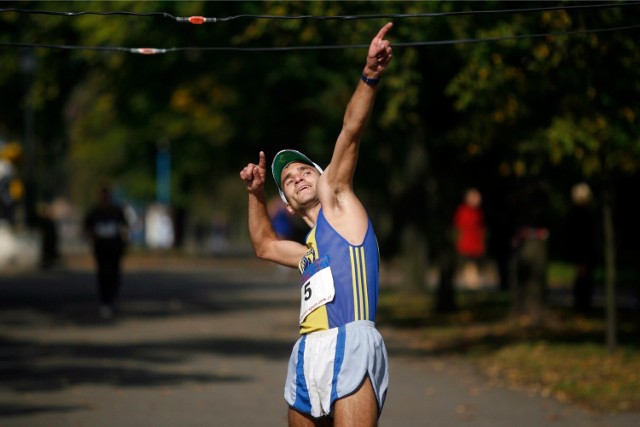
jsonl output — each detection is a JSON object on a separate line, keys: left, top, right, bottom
{"left": 271, "top": 149, "right": 324, "bottom": 203}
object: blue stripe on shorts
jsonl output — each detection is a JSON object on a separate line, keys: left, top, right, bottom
{"left": 293, "top": 335, "right": 311, "bottom": 413}
{"left": 330, "top": 325, "right": 346, "bottom": 402}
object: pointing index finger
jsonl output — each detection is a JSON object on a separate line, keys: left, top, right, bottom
{"left": 375, "top": 22, "right": 393, "bottom": 41}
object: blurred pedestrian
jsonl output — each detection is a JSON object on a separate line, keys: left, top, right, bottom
{"left": 453, "top": 188, "right": 486, "bottom": 289}
{"left": 268, "top": 196, "right": 296, "bottom": 279}
{"left": 567, "top": 182, "right": 598, "bottom": 314}
{"left": 487, "top": 183, "right": 518, "bottom": 292}
{"left": 268, "top": 196, "right": 294, "bottom": 240}
{"left": 38, "top": 202, "right": 59, "bottom": 269}
{"left": 83, "top": 186, "right": 128, "bottom": 319}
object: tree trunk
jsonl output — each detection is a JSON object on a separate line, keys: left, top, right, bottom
{"left": 601, "top": 139, "right": 618, "bottom": 354}
{"left": 400, "top": 223, "right": 429, "bottom": 290}
{"left": 602, "top": 189, "right": 617, "bottom": 353}
{"left": 511, "top": 228, "right": 550, "bottom": 325}
{"left": 436, "top": 239, "right": 457, "bottom": 313}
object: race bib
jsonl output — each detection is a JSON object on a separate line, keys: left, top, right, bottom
{"left": 299, "top": 256, "right": 335, "bottom": 324}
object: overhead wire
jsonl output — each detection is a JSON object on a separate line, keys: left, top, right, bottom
{"left": 1, "top": 23, "right": 639, "bottom": 55}
{"left": 0, "top": 3, "right": 639, "bottom": 54}
{"left": 1, "top": 2, "right": 640, "bottom": 23}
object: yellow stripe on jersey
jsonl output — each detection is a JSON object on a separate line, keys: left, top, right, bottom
{"left": 350, "top": 246, "right": 359, "bottom": 320}
{"left": 350, "top": 246, "right": 370, "bottom": 321}
{"left": 356, "top": 248, "right": 365, "bottom": 319}
{"left": 361, "top": 247, "right": 369, "bottom": 320}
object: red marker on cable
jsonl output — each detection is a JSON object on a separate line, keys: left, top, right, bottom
{"left": 176, "top": 16, "right": 216, "bottom": 24}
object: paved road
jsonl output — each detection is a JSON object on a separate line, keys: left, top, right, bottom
{"left": 1, "top": 254, "right": 637, "bottom": 426}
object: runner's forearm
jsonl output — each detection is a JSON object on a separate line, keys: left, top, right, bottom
{"left": 247, "top": 191, "right": 278, "bottom": 259}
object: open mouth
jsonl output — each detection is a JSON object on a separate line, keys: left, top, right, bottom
{"left": 297, "top": 185, "right": 310, "bottom": 194}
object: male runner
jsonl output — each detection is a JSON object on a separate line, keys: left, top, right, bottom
{"left": 239, "top": 23, "right": 393, "bottom": 427}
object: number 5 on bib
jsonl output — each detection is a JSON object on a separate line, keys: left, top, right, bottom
{"left": 299, "top": 256, "right": 335, "bottom": 324}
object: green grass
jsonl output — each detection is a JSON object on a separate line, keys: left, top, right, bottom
{"left": 480, "top": 342, "right": 640, "bottom": 412}
{"left": 377, "top": 288, "right": 640, "bottom": 413}
{"left": 547, "top": 261, "right": 577, "bottom": 287}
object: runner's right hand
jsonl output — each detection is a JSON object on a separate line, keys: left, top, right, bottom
{"left": 240, "top": 151, "right": 267, "bottom": 194}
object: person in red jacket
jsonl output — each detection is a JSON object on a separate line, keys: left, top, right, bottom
{"left": 453, "top": 188, "right": 486, "bottom": 288}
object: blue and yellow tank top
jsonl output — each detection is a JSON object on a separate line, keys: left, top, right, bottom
{"left": 298, "top": 209, "right": 380, "bottom": 334}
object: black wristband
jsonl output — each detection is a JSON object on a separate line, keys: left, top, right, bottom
{"left": 361, "top": 73, "right": 381, "bottom": 86}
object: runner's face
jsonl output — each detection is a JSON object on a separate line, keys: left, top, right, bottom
{"left": 281, "top": 162, "right": 320, "bottom": 207}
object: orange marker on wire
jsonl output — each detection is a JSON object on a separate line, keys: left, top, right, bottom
{"left": 176, "top": 16, "right": 216, "bottom": 24}
{"left": 132, "top": 48, "right": 167, "bottom": 55}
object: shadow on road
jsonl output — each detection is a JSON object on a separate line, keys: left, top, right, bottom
{"left": 1, "top": 256, "right": 298, "bottom": 422}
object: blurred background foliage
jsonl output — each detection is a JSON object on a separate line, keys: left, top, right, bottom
{"left": 1, "top": 0, "right": 639, "bottom": 274}
{"left": 2, "top": 1, "right": 638, "bottom": 407}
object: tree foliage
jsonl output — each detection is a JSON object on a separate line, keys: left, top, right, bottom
{"left": 1, "top": 1, "right": 639, "bottom": 272}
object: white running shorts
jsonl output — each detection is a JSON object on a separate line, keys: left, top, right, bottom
{"left": 284, "top": 320, "right": 389, "bottom": 418}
